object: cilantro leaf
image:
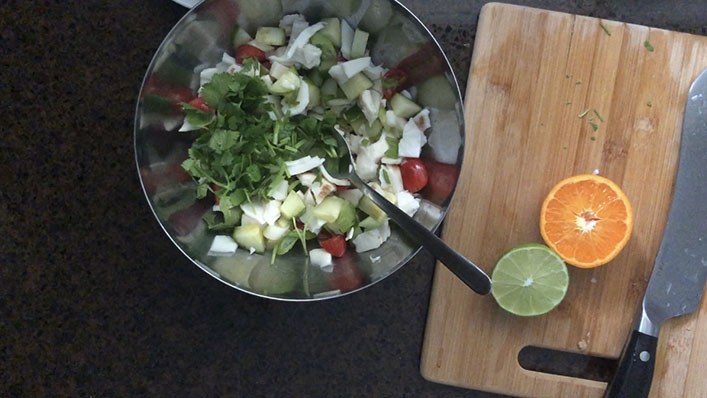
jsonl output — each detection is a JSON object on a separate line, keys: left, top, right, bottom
{"left": 181, "top": 103, "right": 215, "bottom": 129}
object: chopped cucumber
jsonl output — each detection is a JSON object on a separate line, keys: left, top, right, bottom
{"left": 367, "top": 119, "right": 383, "bottom": 139}
{"left": 307, "top": 69, "right": 325, "bottom": 87}
{"left": 269, "top": 70, "right": 301, "bottom": 95}
{"left": 358, "top": 195, "right": 387, "bottom": 220}
{"left": 247, "top": 39, "right": 274, "bottom": 53}
{"left": 232, "top": 25, "right": 253, "bottom": 48}
{"left": 359, "top": 0, "right": 393, "bottom": 33}
{"left": 265, "top": 238, "right": 282, "bottom": 250}
{"left": 320, "top": 18, "right": 342, "bottom": 48}
{"left": 391, "top": 93, "right": 422, "bottom": 119}
{"left": 269, "top": 61, "right": 293, "bottom": 80}
{"left": 340, "top": 73, "right": 373, "bottom": 100}
{"left": 280, "top": 190, "right": 306, "bottom": 219}
{"left": 312, "top": 196, "right": 345, "bottom": 223}
{"left": 233, "top": 224, "right": 265, "bottom": 253}
{"left": 248, "top": 260, "right": 299, "bottom": 295}
{"left": 320, "top": 78, "right": 339, "bottom": 101}
{"left": 304, "top": 79, "right": 321, "bottom": 109}
{"left": 340, "top": 19, "right": 354, "bottom": 60}
{"left": 359, "top": 216, "right": 386, "bottom": 230}
{"left": 310, "top": 32, "right": 337, "bottom": 73}
{"left": 417, "top": 75, "right": 458, "bottom": 110}
{"left": 350, "top": 29, "right": 370, "bottom": 59}
{"left": 334, "top": 201, "right": 357, "bottom": 232}
{"left": 255, "top": 27, "right": 286, "bottom": 46}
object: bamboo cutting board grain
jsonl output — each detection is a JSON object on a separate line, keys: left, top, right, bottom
{"left": 420, "top": 3, "right": 707, "bottom": 398}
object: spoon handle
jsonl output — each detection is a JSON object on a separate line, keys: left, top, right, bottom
{"left": 348, "top": 174, "right": 492, "bottom": 295}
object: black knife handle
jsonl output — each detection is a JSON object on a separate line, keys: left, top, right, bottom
{"left": 604, "top": 330, "right": 658, "bottom": 398}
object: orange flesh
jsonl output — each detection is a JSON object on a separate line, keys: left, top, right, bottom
{"left": 540, "top": 175, "right": 633, "bottom": 268}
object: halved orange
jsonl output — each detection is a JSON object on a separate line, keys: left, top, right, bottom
{"left": 540, "top": 174, "right": 633, "bottom": 268}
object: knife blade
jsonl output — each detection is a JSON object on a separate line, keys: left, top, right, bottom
{"left": 604, "top": 68, "right": 707, "bottom": 398}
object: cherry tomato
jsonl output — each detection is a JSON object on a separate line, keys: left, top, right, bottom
{"left": 396, "top": 42, "right": 444, "bottom": 85}
{"left": 382, "top": 68, "right": 408, "bottom": 100}
{"left": 188, "top": 97, "right": 211, "bottom": 112}
{"left": 320, "top": 235, "right": 346, "bottom": 258}
{"left": 329, "top": 253, "right": 363, "bottom": 292}
{"left": 421, "top": 158, "right": 459, "bottom": 204}
{"left": 400, "top": 158, "right": 429, "bottom": 193}
{"left": 317, "top": 229, "right": 333, "bottom": 241}
{"left": 261, "top": 60, "right": 272, "bottom": 71}
{"left": 295, "top": 220, "right": 305, "bottom": 230}
{"left": 235, "top": 44, "right": 267, "bottom": 64}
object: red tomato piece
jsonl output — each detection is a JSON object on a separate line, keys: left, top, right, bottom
{"left": 320, "top": 235, "right": 346, "bottom": 258}
{"left": 188, "top": 97, "right": 211, "bottom": 112}
{"left": 295, "top": 220, "right": 305, "bottom": 230}
{"left": 261, "top": 60, "right": 272, "bottom": 71}
{"left": 329, "top": 253, "right": 363, "bottom": 291}
{"left": 317, "top": 229, "right": 333, "bottom": 241}
{"left": 235, "top": 44, "right": 267, "bottom": 64}
{"left": 400, "top": 158, "right": 429, "bottom": 193}
{"left": 421, "top": 159, "right": 459, "bottom": 204}
{"left": 335, "top": 185, "right": 352, "bottom": 191}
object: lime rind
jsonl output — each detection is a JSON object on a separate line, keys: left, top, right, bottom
{"left": 491, "top": 243, "right": 569, "bottom": 316}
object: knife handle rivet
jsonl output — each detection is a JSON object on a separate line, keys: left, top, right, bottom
{"left": 639, "top": 351, "right": 651, "bottom": 362}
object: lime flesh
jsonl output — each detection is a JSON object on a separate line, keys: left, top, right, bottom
{"left": 491, "top": 243, "right": 569, "bottom": 316}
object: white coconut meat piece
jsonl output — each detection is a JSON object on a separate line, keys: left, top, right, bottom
{"left": 426, "top": 109, "right": 462, "bottom": 165}
{"left": 337, "top": 188, "right": 363, "bottom": 206}
{"left": 346, "top": 227, "right": 355, "bottom": 241}
{"left": 319, "top": 165, "right": 350, "bottom": 186}
{"left": 282, "top": 79, "right": 309, "bottom": 116}
{"left": 412, "top": 108, "right": 431, "bottom": 131}
{"left": 285, "top": 155, "right": 325, "bottom": 175}
{"left": 286, "top": 22, "right": 325, "bottom": 58}
{"left": 340, "top": 57, "right": 371, "bottom": 78}
{"left": 396, "top": 190, "right": 420, "bottom": 216}
{"left": 293, "top": 44, "right": 322, "bottom": 69}
{"left": 208, "top": 235, "right": 238, "bottom": 257}
{"left": 355, "top": 152, "right": 378, "bottom": 181}
{"left": 385, "top": 110, "right": 407, "bottom": 131}
{"left": 309, "top": 248, "right": 333, "bottom": 268}
{"left": 363, "top": 64, "right": 385, "bottom": 80}
{"left": 352, "top": 220, "right": 391, "bottom": 253}
{"left": 328, "top": 63, "right": 349, "bottom": 84}
{"left": 310, "top": 179, "right": 336, "bottom": 204}
{"left": 415, "top": 199, "right": 444, "bottom": 229}
{"left": 263, "top": 200, "right": 282, "bottom": 225}
{"left": 381, "top": 157, "right": 402, "bottom": 165}
{"left": 398, "top": 118, "right": 428, "bottom": 158}
{"left": 379, "top": 165, "right": 404, "bottom": 193}
{"left": 240, "top": 213, "right": 262, "bottom": 226}
{"left": 269, "top": 180, "right": 289, "bottom": 201}
{"left": 300, "top": 207, "right": 327, "bottom": 234}
{"left": 264, "top": 224, "right": 290, "bottom": 241}
{"left": 358, "top": 89, "right": 382, "bottom": 126}
{"left": 302, "top": 188, "right": 316, "bottom": 207}
{"left": 279, "top": 13, "right": 307, "bottom": 35}
{"left": 297, "top": 172, "right": 317, "bottom": 187}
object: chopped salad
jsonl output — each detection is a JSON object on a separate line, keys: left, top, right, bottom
{"left": 178, "top": 14, "right": 434, "bottom": 268}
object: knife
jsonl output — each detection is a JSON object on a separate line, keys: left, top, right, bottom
{"left": 604, "top": 68, "right": 707, "bottom": 397}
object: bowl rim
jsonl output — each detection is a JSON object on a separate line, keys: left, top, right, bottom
{"left": 133, "top": 0, "right": 467, "bottom": 302}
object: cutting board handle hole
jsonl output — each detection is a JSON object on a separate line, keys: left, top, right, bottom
{"left": 518, "top": 345, "right": 617, "bottom": 382}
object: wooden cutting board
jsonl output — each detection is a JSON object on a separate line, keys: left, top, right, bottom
{"left": 420, "top": 3, "right": 707, "bottom": 398}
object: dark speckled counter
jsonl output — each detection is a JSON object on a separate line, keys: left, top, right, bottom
{"left": 2, "top": 1, "right": 706, "bottom": 396}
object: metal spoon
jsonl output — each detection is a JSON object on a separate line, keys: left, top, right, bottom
{"left": 330, "top": 132, "right": 492, "bottom": 295}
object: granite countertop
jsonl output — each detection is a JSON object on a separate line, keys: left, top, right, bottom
{"left": 2, "top": 1, "right": 706, "bottom": 396}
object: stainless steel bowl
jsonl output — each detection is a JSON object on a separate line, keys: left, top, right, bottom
{"left": 134, "top": 0, "right": 465, "bottom": 301}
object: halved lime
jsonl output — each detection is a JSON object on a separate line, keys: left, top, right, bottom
{"left": 491, "top": 243, "right": 569, "bottom": 316}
